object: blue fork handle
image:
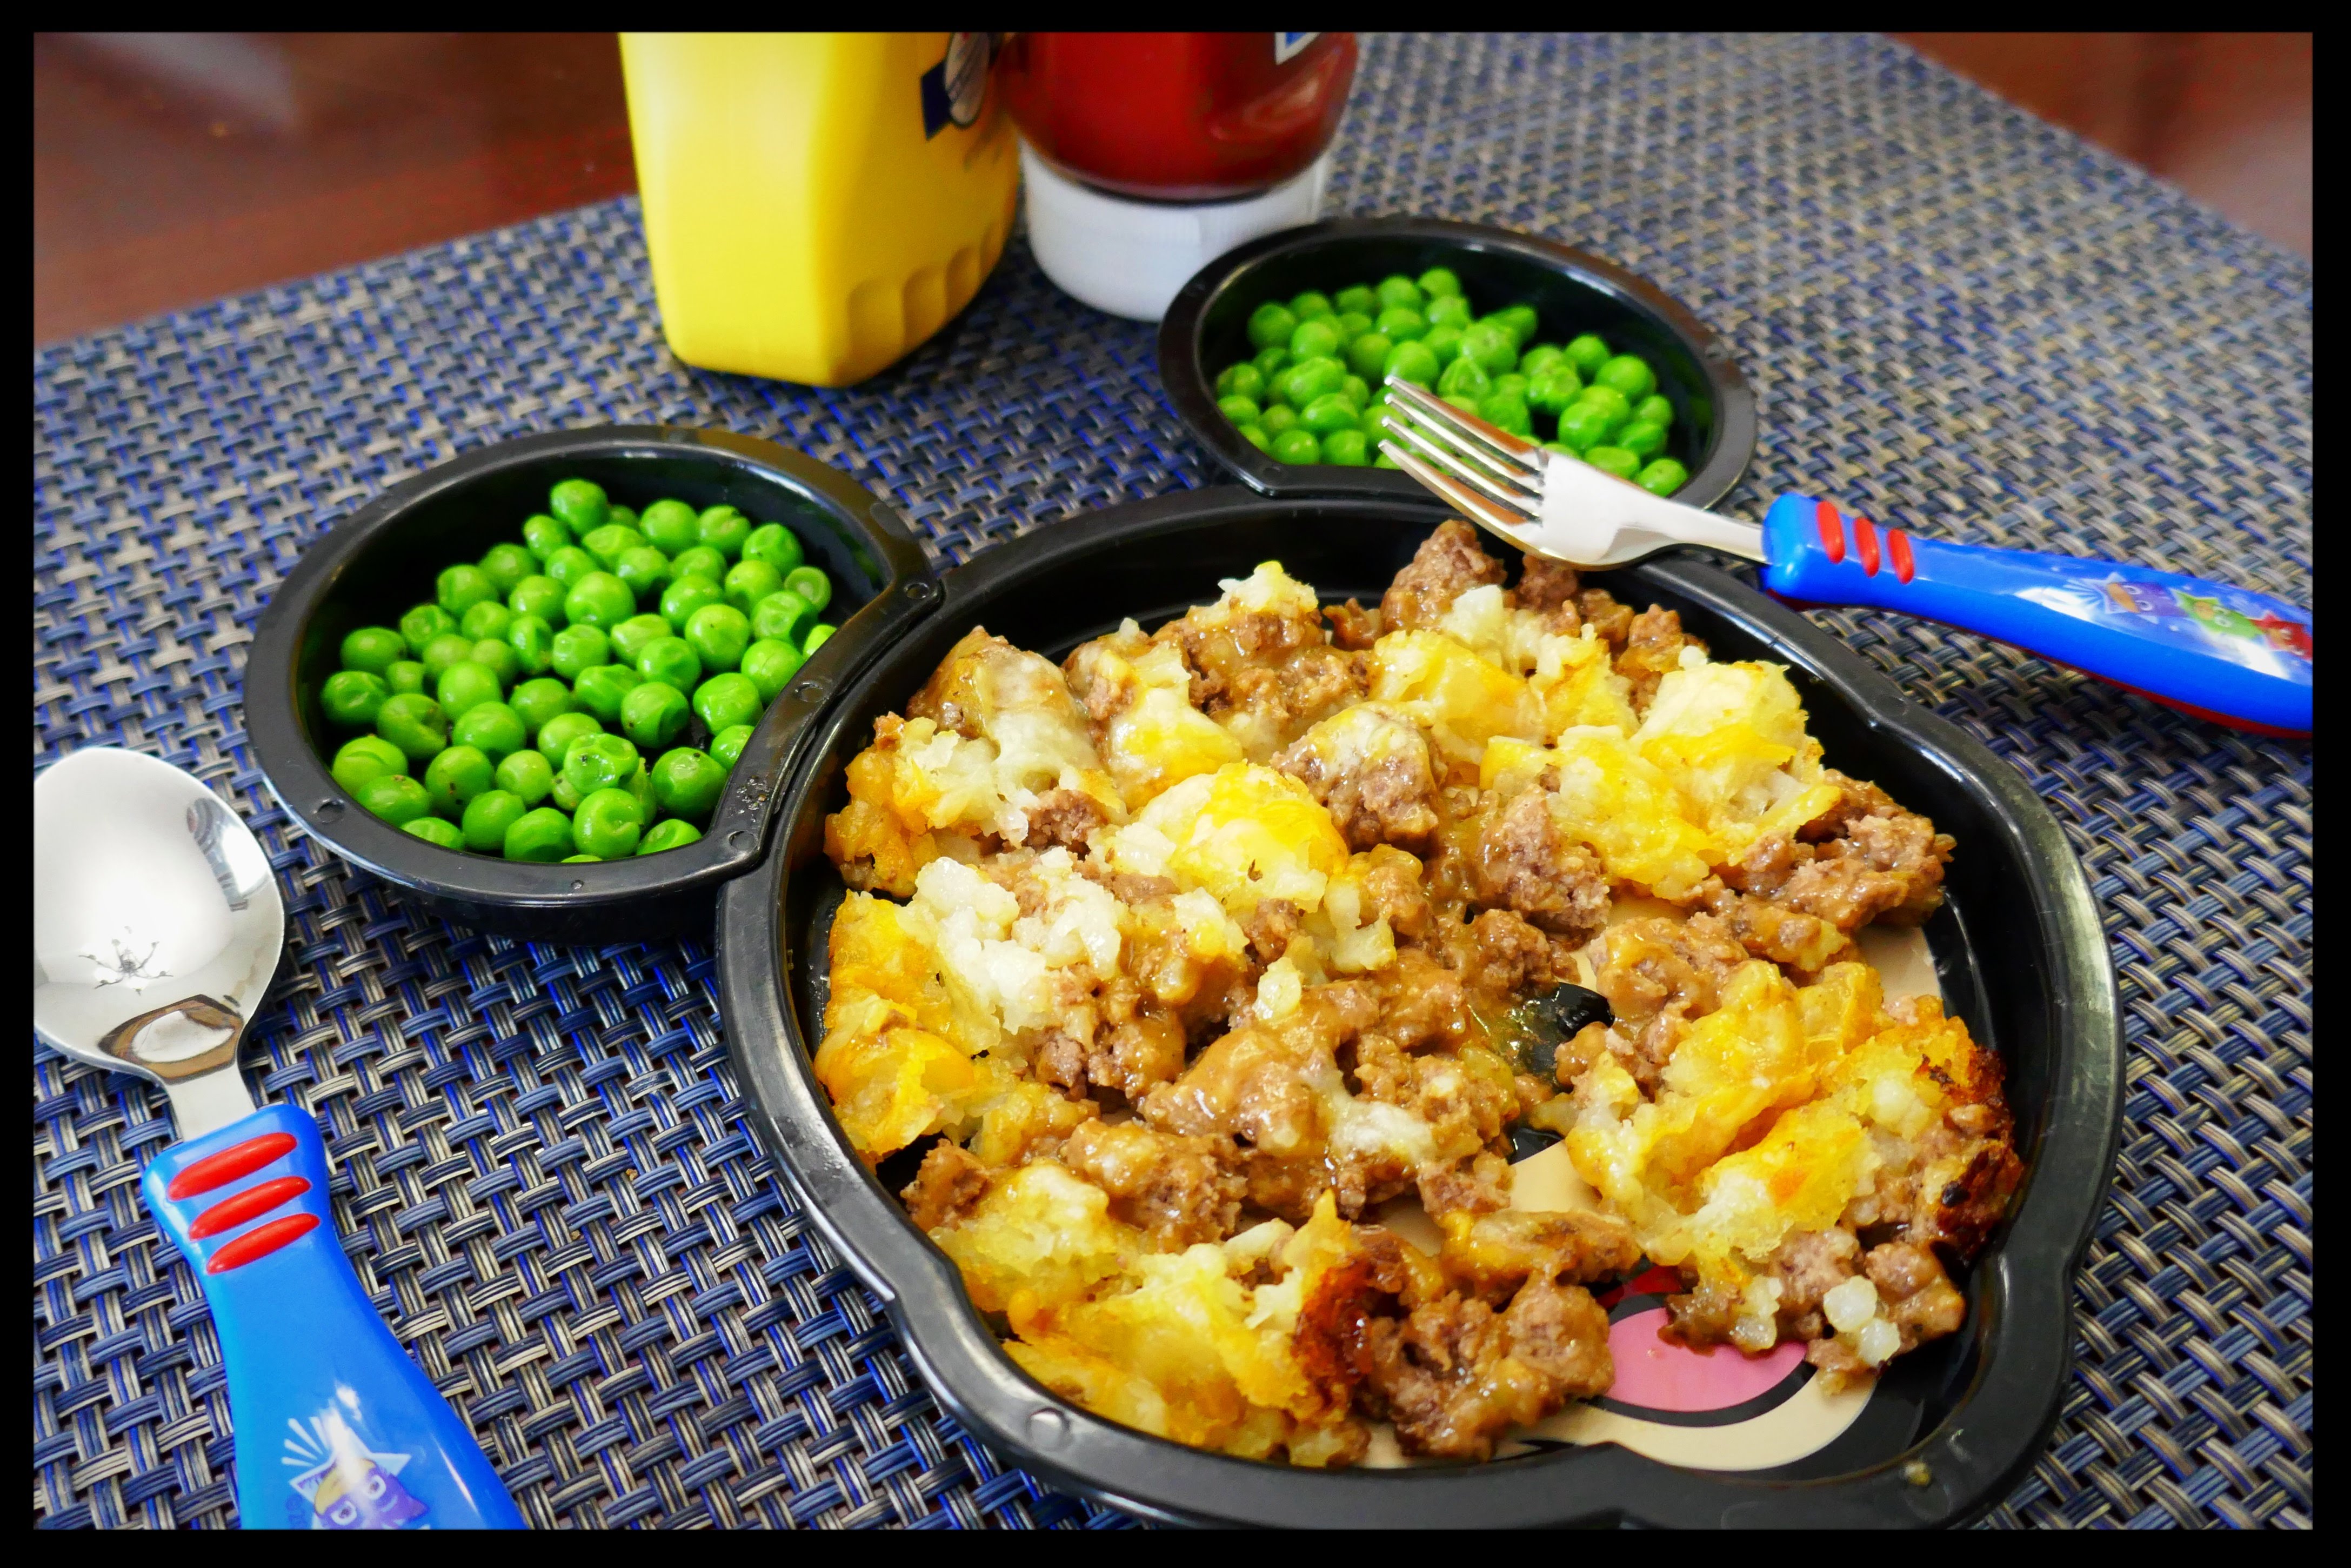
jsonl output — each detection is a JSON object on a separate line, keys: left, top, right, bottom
{"left": 1760, "top": 495, "right": 2313, "bottom": 736}
{"left": 143, "top": 1104, "right": 524, "bottom": 1530}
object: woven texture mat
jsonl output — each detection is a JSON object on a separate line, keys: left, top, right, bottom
{"left": 33, "top": 34, "right": 2309, "bottom": 1529}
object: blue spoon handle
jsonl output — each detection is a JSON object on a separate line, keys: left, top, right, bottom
{"left": 143, "top": 1104, "right": 525, "bottom": 1530}
{"left": 1759, "top": 494, "right": 2313, "bottom": 736}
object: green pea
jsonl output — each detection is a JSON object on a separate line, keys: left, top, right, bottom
{"left": 1293, "top": 393, "right": 1354, "bottom": 437}
{"left": 619, "top": 679, "right": 692, "bottom": 750}
{"left": 1528, "top": 366, "right": 1585, "bottom": 416}
{"left": 543, "top": 545, "right": 599, "bottom": 590}
{"left": 507, "top": 575, "right": 565, "bottom": 623}
{"left": 339, "top": 626, "right": 406, "bottom": 676}
{"left": 1218, "top": 394, "right": 1261, "bottom": 425}
{"left": 719, "top": 560, "right": 782, "bottom": 616}
{"left": 569, "top": 788, "right": 641, "bottom": 858}
{"left": 398, "top": 604, "right": 457, "bottom": 656}
{"left": 1358, "top": 403, "right": 1391, "bottom": 444}
{"left": 1459, "top": 322, "right": 1518, "bottom": 377}
{"left": 560, "top": 853, "right": 601, "bottom": 863}
{"left": 624, "top": 761, "right": 657, "bottom": 826}
{"left": 331, "top": 735, "right": 408, "bottom": 795}
{"left": 1480, "top": 388, "right": 1534, "bottom": 437}
{"left": 1424, "top": 293, "right": 1473, "bottom": 331}
{"left": 547, "top": 477, "right": 607, "bottom": 536}
{"left": 1237, "top": 424, "right": 1271, "bottom": 453}
{"left": 1635, "top": 393, "right": 1673, "bottom": 429}
{"left": 652, "top": 747, "right": 728, "bottom": 820}
{"left": 416, "top": 632, "right": 471, "bottom": 682}
{"left": 1373, "top": 306, "right": 1426, "bottom": 343}
{"left": 384, "top": 660, "right": 427, "bottom": 696}
{"left": 436, "top": 564, "right": 497, "bottom": 619}
{"left": 535, "top": 710, "right": 603, "bottom": 768}
{"left": 1289, "top": 318, "right": 1342, "bottom": 362}
{"left": 1617, "top": 420, "right": 1668, "bottom": 460}
{"left": 1574, "top": 384, "right": 1633, "bottom": 431}
{"left": 1421, "top": 325, "right": 1466, "bottom": 368}
{"left": 478, "top": 542, "right": 535, "bottom": 595}
{"left": 1544, "top": 441, "right": 1579, "bottom": 457}
{"left": 615, "top": 545, "right": 671, "bottom": 602}
{"left": 1247, "top": 301, "right": 1299, "bottom": 351}
{"left": 1374, "top": 276, "right": 1423, "bottom": 312}
{"left": 639, "top": 498, "right": 700, "bottom": 556}
{"left": 522, "top": 515, "right": 570, "bottom": 562}
{"left": 1270, "top": 427, "right": 1323, "bottom": 465}
{"left": 1275, "top": 355, "right": 1346, "bottom": 410}
{"left": 451, "top": 700, "right": 527, "bottom": 761}
{"left": 742, "top": 523, "right": 805, "bottom": 576}
{"left": 469, "top": 638, "right": 519, "bottom": 686}
{"left": 1323, "top": 429, "right": 1371, "bottom": 466}
{"left": 741, "top": 637, "right": 806, "bottom": 702}
{"left": 504, "top": 613, "right": 556, "bottom": 676}
{"left": 1334, "top": 284, "right": 1378, "bottom": 316}
{"left": 1443, "top": 393, "right": 1483, "bottom": 416}
{"left": 322, "top": 670, "right": 388, "bottom": 728}
{"left": 1341, "top": 374, "right": 1371, "bottom": 411}
{"left": 1519, "top": 344, "right": 1565, "bottom": 379}
{"left": 1417, "top": 266, "right": 1463, "bottom": 299}
{"left": 1636, "top": 457, "right": 1691, "bottom": 497}
{"left": 1595, "top": 354, "right": 1657, "bottom": 401}
{"left": 707, "top": 725, "right": 754, "bottom": 772}
{"left": 784, "top": 565, "right": 830, "bottom": 613}
{"left": 638, "top": 818, "right": 703, "bottom": 855}
{"left": 422, "top": 745, "right": 494, "bottom": 816}
{"left": 1492, "top": 372, "right": 1530, "bottom": 401}
{"left": 609, "top": 613, "right": 673, "bottom": 666}
{"left": 550, "top": 773, "right": 583, "bottom": 813}
{"left": 574, "top": 664, "right": 643, "bottom": 725}
{"left": 436, "top": 660, "right": 504, "bottom": 720}
{"left": 458, "top": 599, "right": 511, "bottom": 642}
{"left": 563, "top": 571, "right": 634, "bottom": 632}
{"left": 1584, "top": 445, "right": 1642, "bottom": 479}
{"left": 668, "top": 545, "right": 727, "bottom": 586}
{"left": 509, "top": 677, "right": 573, "bottom": 736}
{"left": 637, "top": 635, "right": 703, "bottom": 692}
{"left": 460, "top": 789, "right": 527, "bottom": 853}
{"left": 660, "top": 573, "right": 724, "bottom": 626}
{"left": 550, "top": 624, "right": 611, "bottom": 684}
{"left": 1382, "top": 339, "right": 1440, "bottom": 389}
{"left": 1215, "top": 362, "right": 1266, "bottom": 402}
{"left": 562, "top": 732, "right": 642, "bottom": 797}
{"left": 747, "top": 587, "right": 810, "bottom": 649}
{"left": 1374, "top": 452, "right": 1402, "bottom": 470}
{"left": 1565, "top": 333, "right": 1611, "bottom": 377}
{"left": 355, "top": 772, "right": 431, "bottom": 826}
{"left": 493, "top": 748, "right": 554, "bottom": 806}
{"left": 697, "top": 504, "right": 753, "bottom": 559}
{"left": 374, "top": 692, "right": 447, "bottom": 763}
{"left": 1252, "top": 345, "right": 1290, "bottom": 380}
{"left": 1333, "top": 311, "right": 1373, "bottom": 342}
{"left": 1346, "top": 332, "right": 1394, "bottom": 382}
{"left": 691, "top": 672, "right": 759, "bottom": 735}
{"left": 581, "top": 523, "right": 646, "bottom": 570}
{"left": 1260, "top": 404, "right": 1299, "bottom": 437}
{"left": 802, "top": 624, "right": 835, "bottom": 655}
{"left": 685, "top": 604, "right": 751, "bottom": 672}
{"left": 504, "top": 806, "right": 574, "bottom": 863}
{"left": 1437, "top": 354, "right": 1492, "bottom": 400}
{"left": 1492, "top": 304, "right": 1540, "bottom": 345}
{"left": 1288, "top": 289, "right": 1334, "bottom": 321}
{"left": 402, "top": 815, "right": 465, "bottom": 850}
{"left": 1556, "top": 402, "right": 1619, "bottom": 452}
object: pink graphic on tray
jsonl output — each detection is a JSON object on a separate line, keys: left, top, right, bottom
{"left": 1592, "top": 1265, "right": 1808, "bottom": 1422}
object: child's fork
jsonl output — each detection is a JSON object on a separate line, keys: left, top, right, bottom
{"left": 1378, "top": 377, "right": 2312, "bottom": 737}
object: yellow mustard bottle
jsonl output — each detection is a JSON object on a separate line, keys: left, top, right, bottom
{"left": 619, "top": 32, "right": 1018, "bottom": 386}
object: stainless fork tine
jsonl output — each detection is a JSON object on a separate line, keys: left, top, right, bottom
{"left": 1381, "top": 413, "right": 1541, "bottom": 524}
{"left": 1385, "top": 446, "right": 1537, "bottom": 538}
{"left": 1384, "top": 378, "right": 1546, "bottom": 485}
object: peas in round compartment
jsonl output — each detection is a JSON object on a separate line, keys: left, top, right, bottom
{"left": 1288, "top": 289, "right": 1334, "bottom": 322}
{"left": 657, "top": 574, "right": 722, "bottom": 628}
{"left": 1270, "top": 427, "right": 1322, "bottom": 465}
{"left": 1382, "top": 339, "right": 1440, "bottom": 389}
{"left": 331, "top": 735, "right": 408, "bottom": 795}
{"left": 581, "top": 522, "right": 645, "bottom": 570}
{"left": 707, "top": 724, "right": 754, "bottom": 772}
{"left": 398, "top": 603, "right": 457, "bottom": 656}
{"left": 614, "top": 545, "right": 670, "bottom": 601}
{"left": 636, "top": 635, "right": 702, "bottom": 692}
{"left": 384, "top": 660, "right": 427, "bottom": 696}
{"left": 1237, "top": 424, "right": 1271, "bottom": 453}
{"left": 1323, "top": 429, "right": 1371, "bottom": 466}
{"left": 504, "top": 612, "right": 556, "bottom": 676}
{"left": 573, "top": 788, "right": 643, "bottom": 858}
{"left": 1458, "top": 322, "right": 1518, "bottom": 377}
{"left": 503, "top": 806, "right": 573, "bottom": 863}
{"left": 452, "top": 700, "right": 527, "bottom": 761}
{"left": 785, "top": 566, "right": 836, "bottom": 616}
{"left": 1340, "top": 375, "right": 1370, "bottom": 411}
{"left": 1415, "top": 265, "right": 1463, "bottom": 299}
{"left": 1634, "top": 393, "right": 1673, "bottom": 429}
{"left": 1252, "top": 345, "right": 1290, "bottom": 381}
{"left": 550, "top": 773, "right": 583, "bottom": 813}
{"left": 461, "top": 789, "right": 526, "bottom": 854}
{"left": 535, "top": 710, "right": 602, "bottom": 768}
{"left": 1247, "top": 301, "right": 1299, "bottom": 351}
{"left": 692, "top": 671, "right": 762, "bottom": 735}
{"left": 1443, "top": 393, "right": 1483, "bottom": 416}
{"left": 1373, "top": 305, "right": 1426, "bottom": 343}
{"left": 416, "top": 632, "right": 471, "bottom": 682}
{"left": 402, "top": 815, "right": 464, "bottom": 850}
{"left": 609, "top": 613, "right": 672, "bottom": 666}
{"left": 1260, "top": 404, "right": 1299, "bottom": 437}
{"left": 469, "top": 638, "right": 519, "bottom": 686}
{"left": 563, "top": 571, "right": 634, "bottom": 632}
{"left": 322, "top": 670, "right": 389, "bottom": 728}
{"left": 652, "top": 747, "right": 728, "bottom": 820}
{"left": 633, "top": 497, "right": 694, "bottom": 556}
{"left": 741, "top": 638, "right": 806, "bottom": 702}
{"left": 459, "top": 599, "right": 512, "bottom": 642}
{"left": 375, "top": 692, "right": 447, "bottom": 763}
{"left": 684, "top": 603, "right": 751, "bottom": 672}
{"left": 620, "top": 679, "right": 691, "bottom": 750}
{"left": 1583, "top": 445, "right": 1642, "bottom": 479}
{"left": 1214, "top": 361, "right": 1262, "bottom": 401}
{"left": 696, "top": 505, "right": 753, "bottom": 559}
{"left": 803, "top": 624, "right": 835, "bottom": 655}
{"left": 543, "top": 545, "right": 600, "bottom": 590}
{"left": 1276, "top": 355, "right": 1346, "bottom": 410}
{"left": 1437, "top": 353, "right": 1492, "bottom": 400}
{"left": 422, "top": 745, "right": 494, "bottom": 816}
{"left": 1424, "top": 293, "right": 1472, "bottom": 331}
{"left": 1518, "top": 344, "right": 1565, "bottom": 380}
{"left": 507, "top": 574, "right": 565, "bottom": 623}
{"left": 356, "top": 773, "right": 431, "bottom": 825}
{"left": 1420, "top": 324, "right": 1465, "bottom": 368}
{"left": 436, "top": 564, "right": 497, "bottom": 619}
{"left": 549, "top": 478, "right": 608, "bottom": 537}
{"left": 1358, "top": 402, "right": 1391, "bottom": 444}
{"left": 1288, "top": 318, "right": 1342, "bottom": 362}
{"left": 521, "top": 514, "right": 570, "bottom": 562}
{"left": 1346, "top": 332, "right": 1394, "bottom": 382}
{"left": 1564, "top": 333, "right": 1611, "bottom": 377}
{"left": 1492, "top": 304, "right": 1540, "bottom": 345}
{"left": 1479, "top": 388, "right": 1534, "bottom": 437}
{"left": 573, "top": 664, "right": 644, "bottom": 725}
{"left": 1334, "top": 284, "right": 1377, "bottom": 317}
{"left": 1595, "top": 354, "right": 1657, "bottom": 401}
{"left": 1374, "top": 275, "right": 1423, "bottom": 312}
{"left": 561, "top": 732, "right": 642, "bottom": 799}
{"left": 1491, "top": 372, "right": 1529, "bottom": 401}
{"left": 552, "top": 623, "right": 611, "bottom": 681}
{"left": 1300, "top": 393, "right": 1359, "bottom": 437}
{"left": 1217, "top": 394, "right": 1261, "bottom": 426}
{"left": 509, "top": 676, "right": 573, "bottom": 736}
{"left": 1573, "top": 383, "right": 1633, "bottom": 431}
{"left": 1617, "top": 420, "right": 1668, "bottom": 460}
{"left": 493, "top": 748, "right": 553, "bottom": 807}
{"left": 624, "top": 761, "right": 657, "bottom": 825}
{"left": 638, "top": 819, "right": 702, "bottom": 855}
{"left": 476, "top": 542, "right": 533, "bottom": 596}
{"left": 1333, "top": 311, "right": 1373, "bottom": 342}
{"left": 1527, "top": 365, "right": 1584, "bottom": 416}
{"left": 1555, "top": 401, "right": 1618, "bottom": 452}
{"left": 1635, "top": 457, "right": 1691, "bottom": 497}
{"left": 339, "top": 626, "right": 405, "bottom": 676}
{"left": 437, "top": 660, "right": 504, "bottom": 720}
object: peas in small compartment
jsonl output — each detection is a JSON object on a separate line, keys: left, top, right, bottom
{"left": 1373, "top": 305, "right": 1426, "bottom": 343}
{"left": 1237, "top": 424, "right": 1271, "bottom": 453}
{"left": 1358, "top": 403, "right": 1392, "bottom": 445}
{"left": 1341, "top": 375, "right": 1371, "bottom": 410}
{"left": 1491, "top": 372, "right": 1529, "bottom": 401}
{"left": 1635, "top": 457, "right": 1690, "bottom": 497}
{"left": 1519, "top": 343, "right": 1565, "bottom": 379}
{"left": 562, "top": 732, "right": 642, "bottom": 798}
{"left": 375, "top": 692, "right": 447, "bottom": 763}
{"left": 1417, "top": 266, "right": 1463, "bottom": 299}
{"left": 1333, "top": 284, "right": 1377, "bottom": 317}
{"left": 416, "top": 632, "right": 471, "bottom": 683}
{"left": 1288, "top": 318, "right": 1342, "bottom": 362}
{"left": 356, "top": 772, "right": 431, "bottom": 826}
{"left": 521, "top": 514, "right": 570, "bottom": 562}
{"left": 322, "top": 670, "right": 388, "bottom": 728}
{"left": 549, "top": 625, "right": 611, "bottom": 685}
{"left": 503, "top": 806, "right": 575, "bottom": 863}
{"left": 469, "top": 638, "right": 519, "bottom": 686}
{"left": 615, "top": 545, "right": 671, "bottom": 602}
{"left": 1214, "top": 361, "right": 1263, "bottom": 402}
{"left": 610, "top": 613, "right": 674, "bottom": 666}
{"left": 384, "top": 660, "right": 427, "bottom": 696}
{"left": 1556, "top": 402, "right": 1618, "bottom": 452}
{"left": 803, "top": 624, "right": 835, "bottom": 655}
{"left": 1527, "top": 366, "right": 1584, "bottom": 417}
{"left": 1420, "top": 325, "right": 1465, "bottom": 369}
{"left": 507, "top": 574, "right": 565, "bottom": 623}
{"left": 1247, "top": 301, "right": 1299, "bottom": 351}
{"left": 573, "top": 789, "right": 643, "bottom": 859}
{"left": 1289, "top": 289, "right": 1333, "bottom": 321}
{"left": 1300, "top": 393, "right": 1360, "bottom": 437}
{"left": 1323, "top": 429, "right": 1371, "bottom": 466}
{"left": 563, "top": 571, "right": 634, "bottom": 632}
{"left": 1595, "top": 354, "right": 1657, "bottom": 401}
{"left": 1635, "top": 393, "right": 1673, "bottom": 429}
{"left": 723, "top": 560, "right": 786, "bottom": 618}
{"left": 1374, "top": 275, "right": 1422, "bottom": 312}
{"left": 684, "top": 603, "right": 751, "bottom": 672}
{"left": 574, "top": 664, "right": 644, "bottom": 725}
{"left": 535, "top": 710, "right": 603, "bottom": 769}
{"left": 1564, "top": 333, "right": 1611, "bottom": 377}
{"left": 1617, "top": 420, "right": 1668, "bottom": 460}
{"left": 698, "top": 505, "right": 753, "bottom": 558}
{"left": 639, "top": 498, "right": 699, "bottom": 556}
{"left": 452, "top": 700, "right": 527, "bottom": 761}
{"left": 1218, "top": 395, "right": 1261, "bottom": 426}
{"left": 550, "top": 773, "right": 583, "bottom": 813}
{"left": 505, "top": 613, "right": 556, "bottom": 676}
{"left": 340, "top": 626, "right": 405, "bottom": 676}
{"left": 1270, "top": 428, "right": 1323, "bottom": 465}
{"left": 1584, "top": 445, "right": 1642, "bottom": 479}
{"left": 707, "top": 724, "right": 754, "bottom": 772}
{"left": 493, "top": 748, "right": 554, "bottom": 806}
{"left": 1458, "top": 322, "right": 1517, "bottom": 377}
{"left": 399, "top": 604, "right": 457, "bottom": 656}
{"left": 741, "top": 637, "right": 806, "bottom": 703}
{"left": 1479, "top": 388, "right": 1534, "bottom": 437}
{"left": 437, "top": 564, "right": 497, "bottom": 619}
{"left": 1443, "top": 393, "right": 1483, "bottom": 416}
{"left": 1346, "top": 332, "right": 1394, "bottom": 383}
{"left": 423, "top": 745, "right": 495, "bottom": 816}
{"left": 1277, "top": 355, "right": 1346, "bottom": 410}
{"left": 459, "top": 600, "right": 512, "bottom": 642}
{"left": 562, "top": 853, "right": 600, "bottom": 864}
{"left": 1491, "top": 304, "right": 1540, "bottom": 345}
{"left": 620, "top": 679, "right": 692, "bottom": 750}
{"left": 637, "top": 635, "right": 703, "bottom": 692}
{"left": 1382, "top": 339, "right": 1440, "bottom": 390}
{"left": 1252, "top": 345, "right": 1290, "bottom": 381}
{"left": 653, "top": 747, "right": 728, "bottom": 820}
{"left": 479, "top": 542, "right": 536, "bottom": 595}
{"left": 462, "top": 789, "right": 527, "bottom": 854}
{"left": 608, "top": 504, "right": 637, "bottom": 530}
{"left": 403, "top": 816, "right": 464, "bottom": 850}
{"left": 1260, "top": 404, "right": 1299, "bottom": 437}
{"left": 1574, "top": 384, "right": 1633, "bottom": 431}
{"left": 1437, "top": 354, "right": 1492, "bottom": 401}
{"left": 436, "top": 660, "right": 505, "bottom": 720}
{"left": 660, "top": 572, "right": 725, "bottom": 628}
{"left": 638, "top": 819, "right": 703, "bottom": 855}
{"left": 692, "top": 671, "right": 762, "bottom": 735}
{"left": 624, "top": 762, "right": 657, "bottom": 825}
{"left": 1424, "top": 293, "right": 1472, "bottom": 331}
{"left": 1333, "top": 311, "right": 1373, "bottom": 342}
{"left": 509, "top": 677, "right": 573, "bottom": 737}
{"left": 581, "top": 522, "right": 646, "bottom": 570}
{"left": 331, "top": 735, "right": 408, "bottom": 795}
{"left": 550, "top": 477, "right": 608, "bottom": 537}
{"left": 543, "top": 545, "right": 600, "bottom": 590}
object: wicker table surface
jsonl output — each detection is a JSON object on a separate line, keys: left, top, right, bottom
{"left": 33, "top": 33, "right": 2309, "bottom": 1529}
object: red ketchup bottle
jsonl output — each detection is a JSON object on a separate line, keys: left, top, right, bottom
{"left": 998, "top": 32, "right": 1358, "bottom": 321}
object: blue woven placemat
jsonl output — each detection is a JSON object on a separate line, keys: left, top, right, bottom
{"left": 33, "top": 34, "right": 2309, "bottom": 1529}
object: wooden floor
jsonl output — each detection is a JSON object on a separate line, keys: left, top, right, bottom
{"left": 32, "top": 32, "right": 2314, "bottom": 346}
